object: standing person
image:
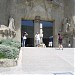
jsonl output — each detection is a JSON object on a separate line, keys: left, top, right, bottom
{"left": 58, "top": 33, "right": 63, "bottom": 50}
{"left": 48, "top": 41, "right": 52, "bottom": 47}
{"left": 35, "top": 32, "right": 40, "bottom": 47}
{"left": 22, "top": 32, "right": 28, "bottom": 47}
{"left": 48, "top": 36, "right": 53, "bottom": 47}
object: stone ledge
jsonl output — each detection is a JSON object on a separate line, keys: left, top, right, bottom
{"left": 0, "top": 58, "right": 17, "bottom": 67}
{"left": 39, "top": 44, "right": 46, "bottom": 48}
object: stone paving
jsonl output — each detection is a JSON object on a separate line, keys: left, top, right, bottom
{"left": 0, "top": 47, "right": 74, "bottom": 75}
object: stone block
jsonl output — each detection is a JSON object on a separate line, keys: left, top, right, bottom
{"left": 0, "top": 59, "right": 18, "bottom": 67}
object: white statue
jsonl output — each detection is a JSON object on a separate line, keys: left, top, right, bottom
{"left": 9, "top": 17, "right": 15, "bottom": 31}
{"left": 63, "top": 18, "right": 70, "bottom": 32}
{"left": 40, "top": 23, "right": 43, "bottom": 44}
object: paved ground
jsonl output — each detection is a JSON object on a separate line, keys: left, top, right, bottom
{"left": 0, "top": 47, "right": 74, "bottom": 75}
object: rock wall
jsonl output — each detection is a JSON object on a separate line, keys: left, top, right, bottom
{"left": 0, "top": 0, "right": 10, "bottom": 25}
{"left": 0, "top": 0, "right": 74, "bottom": 47}
{"left": 64, "top": 0, "right": 74, "bottom": 30}
{"left": 63, "top": 0, "right": 75, "bottom": 47}
{"left": 9, "top": 0, "right": 64, "bottom": 46}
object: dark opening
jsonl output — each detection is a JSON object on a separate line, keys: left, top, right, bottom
{"left": 40, "top": 21, "right": 54, "bottom": 47}
{"left": 21, "top": 20, "right": 54, "bottom": 47}
{"left": 21, "top": 20, "right": 34, "bottom": 47}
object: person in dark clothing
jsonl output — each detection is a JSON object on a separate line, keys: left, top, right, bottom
{"left": 58, "top": 33, "right": 63, "bottom": 50}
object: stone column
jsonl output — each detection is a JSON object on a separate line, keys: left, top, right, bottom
{"left": 34, "top": 16, "right": 40, "bottom": 46}
{"left": 73, "top": 29, "right": 75, "bottom": 48}
{"left": 73, "top": 37, "right": 75, "bottom": 48}
{"left": 53, "top": 21, "right": 58, "bottom": 47}
{"left": 73, "top": 0, "right": 75, "bottom": 48}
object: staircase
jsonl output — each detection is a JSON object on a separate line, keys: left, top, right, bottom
{"left": 21, "top": 47, "right": 74, "bottom": 74}
{"left": 0, "top": 47, "right": 73, "bottom": 75}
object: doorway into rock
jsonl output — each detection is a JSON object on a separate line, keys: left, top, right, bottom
{"left": 21, "top": 20, "right": 34, "bottom": 47}
{"left": 40, "top": 21, "right": 54, "bottom": 47}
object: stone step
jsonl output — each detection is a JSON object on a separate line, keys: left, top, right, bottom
{"left": 21, "top": 47, "right": 74, "bottom": 74}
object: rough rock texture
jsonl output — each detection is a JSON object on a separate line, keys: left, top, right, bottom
{"left": 0, "top": 0, "right": 74, "bottom": 46}
{"left": 0, "top": 59, "right": 17, "bottom": 67}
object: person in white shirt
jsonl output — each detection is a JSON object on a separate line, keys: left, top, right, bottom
{"left": 35, "top": 32, "right": 40, "bottom": 47}
{"left": 48, "top": 41, "right": 52, "bottom": 47}
{"left": 22, "top": 32, "right": 28, "bottom": 47}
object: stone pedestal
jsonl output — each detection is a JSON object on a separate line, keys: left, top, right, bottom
{"left": 39, "top": 43, "right": 46, "bottom": 48}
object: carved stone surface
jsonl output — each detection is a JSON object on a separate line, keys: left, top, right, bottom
{"left": 0, "top": 24, "right": 16, "bottom": 39}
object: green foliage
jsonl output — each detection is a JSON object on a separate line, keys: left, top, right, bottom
{"left": 1, "top": 39, "right": 12, "bottom": 46}
{"left": 0, "top": 53, "right": 6, "bottom": 58}
{"left": 0, "top": 39, "right": 21, "bottom": 49}
{"left": 0, "top": 45, "right": 20, "bottom": 59}
{"left": 10, "top": 41, "right": 21, "bottom": 49}
{"left": 0, "top": 39, "right": 21, "bottom": 59}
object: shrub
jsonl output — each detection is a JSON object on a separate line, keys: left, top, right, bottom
{"left": 0, "top": 53, "right": 6, "bottom": 58}
{"left": 0, "top": 39, "right": 21, "bottom": 59}
{"left": 0, "top": 45, "right": 19, "bottom": 59}
{"left": 0, "top": 39, "right": 21, "bottom": 49}
{"left": 10, "top": 41, "right": 21, "bottom": 49}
